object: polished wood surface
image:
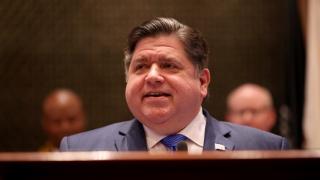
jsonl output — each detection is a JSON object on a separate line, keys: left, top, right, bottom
{"left": 0, "top": 150, "right": 320, "bottom": 161}
{"left": 0, "top": 151, "right": 319, "bottom": 179}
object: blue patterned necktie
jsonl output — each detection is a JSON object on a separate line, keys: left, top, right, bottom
{"left": 161, "top": 134, "right": 187, "bottom": 151}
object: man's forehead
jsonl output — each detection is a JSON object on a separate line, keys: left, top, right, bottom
{"left": 229, "top": 96, "right": 269, "bottom": 109}
{"left": 132, "top": 37, "right": 186, "bottom": 61}
{"left": 134, "top": 35, "right": 183, "bottom": 50}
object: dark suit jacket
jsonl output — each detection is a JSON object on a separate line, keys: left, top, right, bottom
{"left": 60, "top": 110, "right": 289, "bottom": 151}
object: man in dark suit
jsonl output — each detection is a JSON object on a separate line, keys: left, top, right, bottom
{"left": 60, "top": 17, "right": 289, "bottom": 152}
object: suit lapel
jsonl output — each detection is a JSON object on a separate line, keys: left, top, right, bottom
{"left": 203, "top": 110, "right": 235, "bottom": 151}
{"left": 115, "top": 119, "right": 148, "bottom": 151}
{"left": 115, "top": 111, "right": 235, "bottom": 151}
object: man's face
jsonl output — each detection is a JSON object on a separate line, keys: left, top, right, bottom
{"left": 43, "top": 97, "right": 86, "bottom": 145}
{"left": 226, "top": 90, "right": 276, "bottom": 132}
{"left": 125, "top": 34, "right": 210, "bottom": 135}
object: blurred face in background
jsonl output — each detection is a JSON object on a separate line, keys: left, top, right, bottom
{"left": 226, "top": 84, "right": 276, "bottom": 132}
{"left": 42, "top": 90, "right": 86, "bottom": 146}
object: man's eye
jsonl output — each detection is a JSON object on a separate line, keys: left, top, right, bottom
{"left": 132, "top": 63, "right": 151, "bottom": 74}
{"left": 135, "top": 64, "right": 147, "bottom": 70}
{"left": 161, "top": 63, "right": 176, "bottom": 69}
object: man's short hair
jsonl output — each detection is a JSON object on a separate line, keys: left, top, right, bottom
{"left": 124, "top": 17, "right": 209, "bottom": 74}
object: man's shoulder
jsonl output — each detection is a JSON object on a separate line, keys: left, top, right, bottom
{"left": 60, "top": 119, "right": 135, "bottom": 151}
{"left": 219, "top": 121, "right": 288, "bottom": 150}
{"left": 204, "top": 110, "right": 289, "bottom": 150}
{"left": 222, "top": 120, "right": 282, "bottom": 139}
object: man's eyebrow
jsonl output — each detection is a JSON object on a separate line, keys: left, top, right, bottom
{"left": 132, "top": 56, "right": 148, "bottom": 63}
{"left": 157, "top": 54, "right": 177, "bottom": 61}
{"left": 159, "top": 56, "right": 183, "bottom": 65}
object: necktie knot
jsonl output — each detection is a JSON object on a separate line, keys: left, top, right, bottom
{"left": 161, "top": 134, "right": 187, "bottom": 151}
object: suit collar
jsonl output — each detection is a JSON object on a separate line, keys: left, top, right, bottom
{"left": 203, "top": 109, "right": 235, "bottom": 151}
{"left": 116, "top": 119, "right": 148, "bottom": 151}
{"left": 115, "top": 110, "right": 235, "bottom": 151}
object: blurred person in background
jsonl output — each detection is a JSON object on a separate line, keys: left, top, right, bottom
{"left": 225, "top": 83, "right": 276, "bottom": 132}
{"left": 39, "top": 89, "right": 87, "bottom": 151}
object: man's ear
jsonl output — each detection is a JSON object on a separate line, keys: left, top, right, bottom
{"left": 266, "top": 108, "right": 277, "bottom": 131}
{"left": 199, "top": 68, "right": 211, "bottom": 98}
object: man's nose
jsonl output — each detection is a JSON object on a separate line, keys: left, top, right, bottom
{"left": 242, "top": 111, "right": 254, "bottom": 123}
{"left": 145, "top": 64, "right": 164, "bottom": 86}
{"left": 60, "top": 120, "right": 70, "bottom": 132}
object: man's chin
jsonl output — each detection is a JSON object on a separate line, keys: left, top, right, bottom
{"left": 141, "top": 109, "right": 172, "bottom": 124}
{"left": 144, "top": 115, "right": 169, "bottom": 124}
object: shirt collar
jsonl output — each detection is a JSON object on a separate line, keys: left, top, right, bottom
{"left": 143, "top": 107, "right": 206, "bottom": 149}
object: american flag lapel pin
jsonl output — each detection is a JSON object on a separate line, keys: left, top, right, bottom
{"left": 214, "top": 143, "right": 226, "bottom": 151}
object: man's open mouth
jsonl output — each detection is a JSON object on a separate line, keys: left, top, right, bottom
{"left": 144, "top": 92, "right": 171, "bottom": 98}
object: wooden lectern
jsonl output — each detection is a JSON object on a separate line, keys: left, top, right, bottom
{"left": 0, "top": 151, "right": 319, "bottom": 179}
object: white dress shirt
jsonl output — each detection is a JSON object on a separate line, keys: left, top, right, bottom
{"left": 143, "top": 107, "right": 206, "bottom": 153}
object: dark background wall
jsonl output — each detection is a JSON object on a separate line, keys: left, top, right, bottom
{"left": 0, "top": 0, "right": 301, "bottom": 151}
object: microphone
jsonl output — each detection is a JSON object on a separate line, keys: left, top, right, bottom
{"left": 176, "top": 141, "right": 188, "bottom": 151}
